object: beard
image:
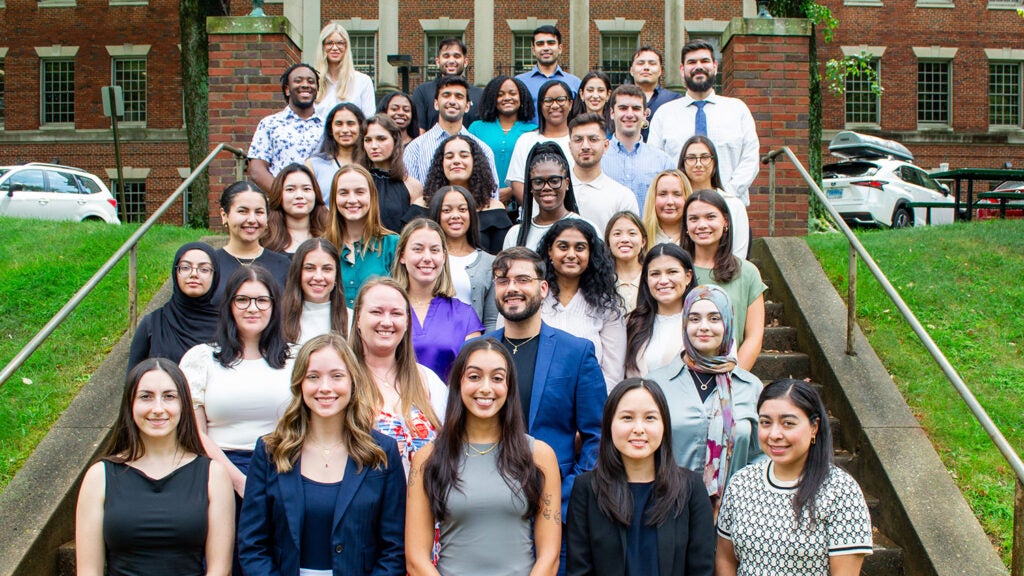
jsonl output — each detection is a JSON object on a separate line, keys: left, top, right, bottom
{"left": 497, "top": 292, "right": 542, "bottom": 323}
{"left": 684, "top": 70, "right": 716, "bottom": 94}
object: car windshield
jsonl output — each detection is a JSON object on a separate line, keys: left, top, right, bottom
{"left": 823, "top": 161, "right": 880, "bottom": 179}
{"left": 994, "top": 181, "right": 1024, "bottom": 192}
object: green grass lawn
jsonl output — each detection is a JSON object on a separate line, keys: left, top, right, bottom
{"left": 0, "top": 218, "right": 208, "bottom": 489}
{"left": 806, "top": 218, "right": 1024, "bottom": 563}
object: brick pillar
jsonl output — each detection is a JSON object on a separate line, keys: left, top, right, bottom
{"left": 206, "top": 16, "right": 302, "bottom": 228}
{"left": 721, "top": 18, "right": 812, "bottom": 237}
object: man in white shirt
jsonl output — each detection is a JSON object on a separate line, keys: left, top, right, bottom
{"left": 568, "top": 113, "right": 640, "bottom": 233}
{"left": 648, "top": 39, "right": 760, "bottom": 206}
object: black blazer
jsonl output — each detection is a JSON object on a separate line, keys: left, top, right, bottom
{"left": 565, "top": 468, "right": 715, "bottom": 576}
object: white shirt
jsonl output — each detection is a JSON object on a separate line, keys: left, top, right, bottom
{"left": 640, "top": 312, "right": 684, "bottom": 376}
{"left": 648, "top": 90, "right": 760, "bottom": 206}
{"left": 505, "top": 132, "right": 574, "bottom": 185}
{"left": 448, "top": 252, "right": 475, "bottom": 306}
{"left": 315, "top": 69, "right": 377, "bottom": 120}
{"left": 298, "top": 300, "right": 333, "bottom": 346}
{"left": 540, "top": 291, "right": 626, "bottom": 392}
{"left": 502, "top": 212, "right": 593, "bottom": 252}
{"left": 571, "top": 171, "right": 640, "bottom": 233}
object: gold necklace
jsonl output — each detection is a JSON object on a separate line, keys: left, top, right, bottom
{"left": 504, "top": 334, "right": 538, "bottom": 355}
{"left": 690, "top": 369, "right": 716, "bottom": 391}
{"left": 465, "top": 441, "right": 499, "bottom": 457}
{"left": 307, "top": 439, "right": 346, "bottom": 468}
{"left": 226, "top": 246, "right": 263, "bottom": 267}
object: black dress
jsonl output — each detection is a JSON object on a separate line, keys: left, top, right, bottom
{"left": 478, "top": 208, "right": 513, "bottom": 255}
{"left": 370, "top": 167, "right": 412, "bottom": 233}
{"left": 102, "top": 457, "right": 210, "bottom": 576}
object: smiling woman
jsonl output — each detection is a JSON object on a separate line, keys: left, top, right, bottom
{"left": 263, "top": 163, "right": 329, "bottom": 255}
{"left": 212, "top": 181, "right": 292, "bottom": 300}
{"left": 312, "top": 21, "right": 377, "bottom": 120}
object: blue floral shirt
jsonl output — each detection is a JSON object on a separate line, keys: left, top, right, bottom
{"left": 247, "top": 106, "right": 324, "bottom": 176}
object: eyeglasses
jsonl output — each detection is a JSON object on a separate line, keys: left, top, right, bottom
{"left": 542, "top": 96, "right": 570, "bottom": 106}
{"left": 529, "top": 175, "right": 565, "bottom": 190}
{"left": 683, "top": 154, "right": 714, "bottom": 165}
{"left": 494, "top": 275, "right": 540, "bottom": 288}
{"left": 324, "top": 41, "right": 347, "bottom": 49}
{"left": 175, "top": 264, "right": 214, "bottom": 277}
{"left": 232, "top": 295, "right": 274, "bottom": 311}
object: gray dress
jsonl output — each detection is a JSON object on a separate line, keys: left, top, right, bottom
{"left": 437, "top": 438, "right": 535, "bottom": 576}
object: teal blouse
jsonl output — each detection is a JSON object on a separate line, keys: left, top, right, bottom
{"left": 340, "top": 233, "right": 399, "bottom": 308}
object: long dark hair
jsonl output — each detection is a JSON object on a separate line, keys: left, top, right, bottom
{"left": 281, "top": 238, "right": 349, "bottom": 342}
{"left": 592, "top": 378, "right": 689, "bottom": 526}
{"left": 428, "top": 185, "right": 481, "bottom": 250}
{"left": 624, "top": 243, "right": 696, "bottom": 374}
{"left": 478, "top": 76, "right": 535, "bottom": 123}
{"left": 758, "top": 379, "right": 833, "bottom": 524}
{"left": 516, "top": 142, "right": 579, "bottom": 246}
{"left": 569, "top": 70, "right": 613, "bottom": 129}
{"left": 214, "top": 265, "right": 291, "bottom": 369}
{"left": 263, "top": 163, "right": 329, "bottom": 253}
{"left": 102, "top": 358, "right": 206, "bottom": 463}
{"left": 422, "top": 338, "right": 543, "bottom": 521}
{"left": 537, "top": 79, "right": 573, "bottom": 135}
{"left": 681, "top": 189, "right": 738, "bottom": 283}
{"left": 678, "top": 135, "right": 724, "bottom": 190}
{"left": 314, "top": 102, "right": 366, "bottom": 163}
{"left": 423, "top": 134, "right": 497, "bottom": 207}
{"left": 362, "top": 113, "right": 409, "bottom": 181}
{"left": 220, "top": 180, "right": 264, "bottom": 210}
{"left": 538, "top": 218, "right": 621, "bottom": 318}
{"left": 377, "top": 91, "right": 419, "bottom": 141}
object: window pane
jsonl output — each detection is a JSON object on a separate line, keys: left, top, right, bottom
{"left": 49, "top": 171, "right": 81, "bottom": 194}
{"left": 111, "top": 180, "right": 146, "bottom": 223}
{"left": 512, "top": 33, "right": 534, "bottom": 76}
{"left": 917, "top": 61, "right": 949, "bottom": 124}
{"left": 989, "top": 62, "right": 1021, "bottom": 127}
{"left": 10, "top": 170, "right": 48, "bottom": 192}
{"left": 600, "top": 34, "right": 638, "bottom": 86}
{"left": 845, "top": 59, "right": 880, "bottom": 125}
{"left": 113, "top": 57, "right": 147, "bottom": 124}
{"left": 350, "top": 34, "right": 376, "bottom": 82}
{"left": 42, "top": 59, "right": 75, "bottom": 125}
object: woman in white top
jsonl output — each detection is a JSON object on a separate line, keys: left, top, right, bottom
{"left": 537, "top": 218, "right": 626, "bottom": 392}
{"left": 180, "top": 265, "right": 295, "bottom": 497}
{"left": 280, "top": 238, "right": 351, "bottom": 346}
{"left": 642, "top": 169, "right": 692, "bottom": 246}
{"left": 624, "top": 243, "right": 697, "bottom": 378}
{"left": 507, "top": 80, "right": 576, "bottom": 203}
{"left": 503, "top": 142, "right": 587, "bottom": 251}
{"left": 679, "top": 135, "right": 750, "bottom": 259}
{"left": 313, "top": 21, "right": 376, "bottom": 120}
{"left": 351, "top": 277, "right": 448, "bottom": 475}
{"left": 604, "top": 211, "right": 648, "bottom": 314}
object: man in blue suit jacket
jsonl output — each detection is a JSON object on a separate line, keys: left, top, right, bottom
{"left": 485, "top": 247, "right": 606, "bottom": 518}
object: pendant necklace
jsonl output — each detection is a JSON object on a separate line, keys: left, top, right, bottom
{"left": 504, "top": 334, "right": 538, "bottom": 355}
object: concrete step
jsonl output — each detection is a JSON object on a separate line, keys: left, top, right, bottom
{"left": 764, "top": 300, "right": 785, "bottom": 326}
{"left": 863, "top": 530, "right": 905, "bottom": 576}
{"left": 762, "top": 325, "right": 798, "bottom": 352}
{"left": 751, "top": 351, "right": 810, "bottom": 382}
{"left": 57, "top": 541, "right": 74, "bottom": 576}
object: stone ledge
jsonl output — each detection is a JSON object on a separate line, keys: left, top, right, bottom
{"left": 722, "top": 17, "right": 812, "bottom": 49}
{"left": 207, "top": 15, "right": 300, "bottom": 48}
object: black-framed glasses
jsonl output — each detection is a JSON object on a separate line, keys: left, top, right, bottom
{"left": 232, "top": 295, "right": 274, "bottom": 311}
{"left": 529, "top": 176, "right": 565, "bottom": 190}
{"left": 175, "top": 264, "right": 214, "bottom": 277}
{"left": 683, "top": 154, "right": 714, "bottom": 165}
{"left": 494, "top": 275, "right": 540, "bottom": 287}
{"left": 542, "top": 96, "right": 570, "bottom": 106}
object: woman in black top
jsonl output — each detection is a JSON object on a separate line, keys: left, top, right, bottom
{"left": 361, "top": 113, "right": 423, "bottom": 232}
{"left": 128, "top": 242, "right": 220, "bottom": 372}
{"left": 75, "top": 358, "right": 235, "bottom": 576}
{"left": 566, "top": 378, "right": 715, "bottom": 576}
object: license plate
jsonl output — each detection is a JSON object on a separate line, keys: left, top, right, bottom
{"left": 827, "top": 188, "right": 842, "bottom": 199}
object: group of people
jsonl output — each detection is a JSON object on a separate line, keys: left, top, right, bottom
{"left": 75, "top": 20, "right": 875, "bottom": 576}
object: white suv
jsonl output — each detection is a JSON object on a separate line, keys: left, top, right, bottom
{"left": 823, "top": 132, "right": 954, "bottom": 228}
{"left": 0, "top": 163, "right": 121, "bottom": 224}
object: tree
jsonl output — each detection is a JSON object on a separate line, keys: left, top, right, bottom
{"left": 179, "top": 0, "right": 228, "bottom": 228}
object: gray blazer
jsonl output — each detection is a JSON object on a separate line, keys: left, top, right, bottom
{"left": 465, "top": 249, "right": 498, "bottom": 332}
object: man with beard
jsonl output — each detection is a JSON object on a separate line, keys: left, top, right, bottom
{"left": 485, "top": 246, "right": 605, "bottom": 575}
{"left": 516, "top": 25, "right": 582, "bottom": 119}
{"left": 248, "top": 64, "right": 324, "bottom": 194}
{"left": 648, "top": 40, "right": 760, "bottom": 206}
{"left": 404, "top": 75, "right": 499, "bottom": 185}
{"left": 411, "top": 37, "right": 485, "bottom": 131}
{"left": 567, "top": 113, "right": 640, "bottom": 232}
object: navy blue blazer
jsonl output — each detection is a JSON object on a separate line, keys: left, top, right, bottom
{"left": 237, "top": 432, "right": 406, "bottom": 576}
{"left": 485, "top": 323, "right": 607, "bottom": 515}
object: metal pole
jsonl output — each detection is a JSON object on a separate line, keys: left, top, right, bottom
{"left": 128, "top": 244, "right": 138, "bottom": 334}
{"left": 1013, "top": 478, "right": 1023, "bottom": 576}
{"left": 846, "top": 242, "right": 857, "bottom": 356}
{"left": 108, "top": 86, "right": 127, "bottom": 224}
{"left": 768, "top": 159, "right": 777, "bottom": 237}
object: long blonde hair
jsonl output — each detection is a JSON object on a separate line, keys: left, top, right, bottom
{"left": 391, "top": 218, "right": 456, "bottom": 298}
{"left": 314, "top": 21, "right": 357, "bottom": 106}
{"left": 642, "top": 169, "right": 692, "bottom": 242}
{"left": 264, "top": 334, "right": 387, "bottom": 473}
{"left": 324, "top": 163, "right": 394, "bottom": 256}
{"left": 351, "top": 278, "right": 441, "bottom": 435}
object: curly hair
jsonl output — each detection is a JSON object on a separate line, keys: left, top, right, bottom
{"left": 263, "top": 163, "right": 329, "bottom": 253}
{"left": 624, "top": 243, "right": 696, "bottom": 375}
{"left": 538, "top": 218, "right": 621, "bottom": 318}
{"left": 478, "top": 76, "right": 535, "bottom": 123}
{"left": 377, "top": 92, "right": 420, "bottom": 142}
{"left": 422, "top": 134, "right": 496, "bottom": 207}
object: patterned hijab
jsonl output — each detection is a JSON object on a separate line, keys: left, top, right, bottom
{"left": 681, "top": 285, "right": 737, "bottom": 501}
{"left": 148, "top": 242, "right": 221, "bottom": 364}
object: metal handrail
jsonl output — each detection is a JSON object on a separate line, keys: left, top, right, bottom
{"left": 763, "top": 146, "right": 1024, "bottom": 573}
{"left": 0, "top": 144, "right": 247, "bottom": 388}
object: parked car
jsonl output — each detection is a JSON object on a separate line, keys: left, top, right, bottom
{"left": 977, "top": 180, "right": 1024, "bottom": 221}
{"left": 0, "top": 163, "right": 120, "bottom": 224}
{"left": 822, "top": 132, "right": 955, "bottom": 228}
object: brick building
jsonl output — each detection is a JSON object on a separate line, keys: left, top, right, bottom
{"left": 0, "top": 0, "right": 1021, "bottom": 224}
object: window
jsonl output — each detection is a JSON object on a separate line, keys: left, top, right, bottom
{"left": 349, "top": 33, "right": 376, "bottom": 82}
{"left": 1, "top": 170, "right": 46, "bottom": 193}
{"left": 845, "top": 59, "right": 880, "bottom": 125}
{"left": 424, "top": 33, "right": 461, "bottom": 78}
{"left": 42, "top": 59, "right": 75, "bottom": 125}
{"left": 917, "top": 61, "right": 950, "bottom": 125}
{"left": 111, "top": 180, "right": 146, "bottom": 223}
{"left": 112, "top": 57, "right": 147, "bottom": 124}
{"left": 49, "top": 170, "right": 82, "bottom": 194}
{"left": 600, "top": 34, "right": 639, "bottom": 85}
{"left": 512, "top": 33, "right": 534, "bottom": 76}
{"left": 989, "top": 62, "right": 1020, "bottom": 127}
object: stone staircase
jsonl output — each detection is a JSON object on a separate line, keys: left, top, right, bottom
{"left": 751, "top": 261, "right": 905, "bottom": 575}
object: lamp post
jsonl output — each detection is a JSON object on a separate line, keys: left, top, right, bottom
{"left": 387, "top": 54, "right": 413, "bottom": 94}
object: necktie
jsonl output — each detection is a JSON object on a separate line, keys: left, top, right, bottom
{"left": 693, "top": 100, "right": 708, "bottom": 137}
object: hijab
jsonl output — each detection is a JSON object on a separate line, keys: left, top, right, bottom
{"left": 147, "top": 242, "right": 221, "bottom": 363}
{"left": 681, "top": 284, "right": 737, "bottom": 501}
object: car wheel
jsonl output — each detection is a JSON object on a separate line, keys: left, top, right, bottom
{"left": 891, "top": 206, "right": 912, "bottom": 229}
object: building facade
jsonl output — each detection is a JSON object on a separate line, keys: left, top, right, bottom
{"left": 0, "top": 0, "right": 1020, "bottom": 223}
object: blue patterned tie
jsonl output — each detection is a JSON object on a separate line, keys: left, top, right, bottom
{"left": 693, "top": 100, "right": 708, "bottom": 137}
